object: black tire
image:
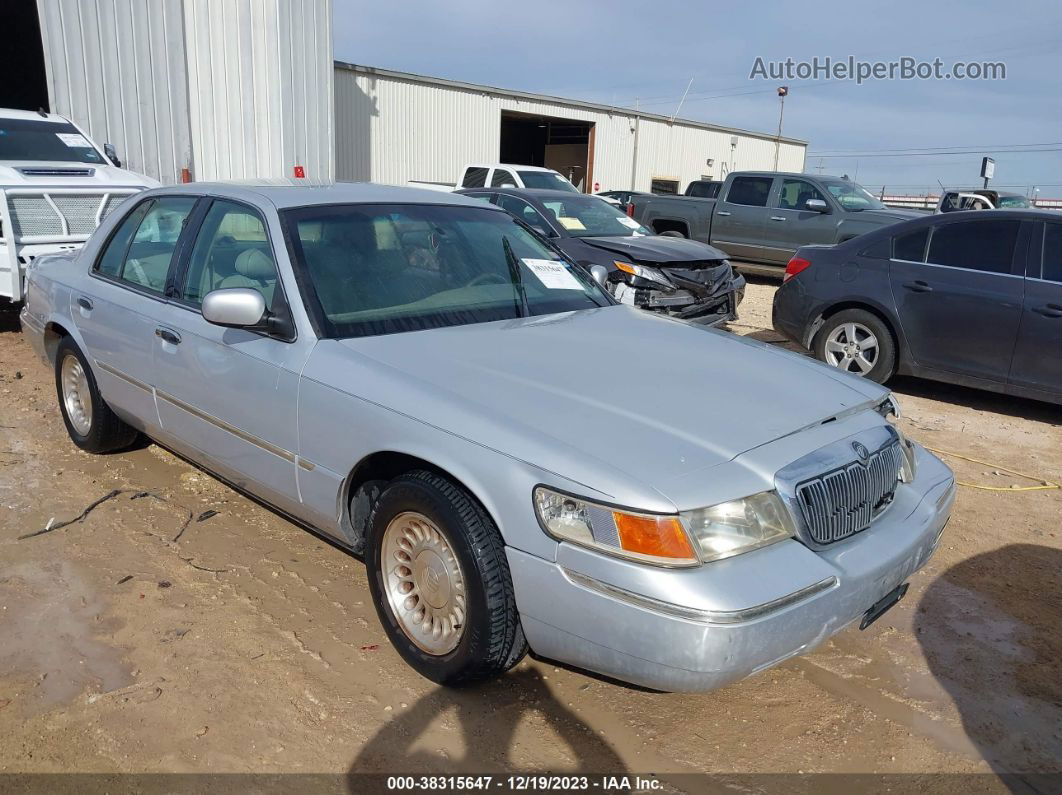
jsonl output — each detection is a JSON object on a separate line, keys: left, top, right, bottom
{"left": 366, "top": 470, "right": 527, "bottom": 685}
{"left": 54, "top": 337, "right": 139, "bottom": 453}
{"left": 813, "top": 308, "right": 897, "bottom": 384}
{"left": 658, "top": 229, "right": 686, "bottom": 238}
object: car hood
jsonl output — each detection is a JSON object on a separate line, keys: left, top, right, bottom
{"left": 334, "top": 306, "right": 886, "bottom": 504}
{"left": 0, "top": 160, "right": 158, "bottom": 187}
{"left": 855, "top": 208, "right": 926, "bottom": 223}
{"left": 579, "top": 235, "right": 729, "bottom": 264}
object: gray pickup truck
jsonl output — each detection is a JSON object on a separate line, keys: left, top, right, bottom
{"left": 630, "top": 172, "right": 923, "bottom": 274}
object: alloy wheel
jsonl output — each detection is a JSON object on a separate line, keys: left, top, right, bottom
{"left": 824, "top": 322, "right": 879, "bottom": 375}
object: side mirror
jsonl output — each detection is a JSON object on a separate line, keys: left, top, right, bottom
{"left": 589, "top": 264, "right": 609, "bottom": 289}
{"left": 202, "top": 288, "right": 266, "bottom": 328}
{"left": 804, "top": 198, "right": 829, "bottom": 213}
{"left": 103, "top": 143, "right": 122, "bottom": 168}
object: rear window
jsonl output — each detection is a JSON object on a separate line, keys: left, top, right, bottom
{"left": 725, "top": 176, "right": 773, "bottom": 207}
{"left": 927, "top": 220, "right": 1020, "bottom": 274}
{"left": 461, "top": 167, "right": 488, "bottom": 188}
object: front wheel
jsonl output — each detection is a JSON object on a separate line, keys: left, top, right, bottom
{"left": 813, "top": 309, "right": 897, "bottom": 383}
{"left": 366, "top": 470, "right": 527, "bottom": 685}
{"left": 55, "top": 337, "right": 139, "bottom": 453}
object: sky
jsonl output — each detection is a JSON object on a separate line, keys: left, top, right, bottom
{"left": 333, "top": 0, "right": 1061, "bottom": 197}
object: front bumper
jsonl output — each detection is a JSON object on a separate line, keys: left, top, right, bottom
{"left": 636, "top": 273, "right": 746, "bottom": 327}
{"left": 509, "top": 444, "right": 954, "bottom": 691}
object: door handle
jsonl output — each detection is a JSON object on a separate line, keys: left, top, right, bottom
{"left": 770, "top": 216, "right": 787, "bottom": 221}
{"left": 716, "top": 211, "right": 732, "bottom": 217}
{"left": 1033, "top": 303, "right": 1062, "bottom": 318}
{"left": 77, "top": 296, "right": 93, "bottom": 311}
{"left": 903, "top": 281, "right": 933, "bottom": 293}
{"left": 155, "top": 327, "right": 181, "bottom": 345}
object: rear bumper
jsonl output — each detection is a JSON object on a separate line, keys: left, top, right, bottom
{"left": 509, "top": 445, "right": 954, "bottom": 692}
{"left": 771, "top": 279, "right": 812, "bottom": 347}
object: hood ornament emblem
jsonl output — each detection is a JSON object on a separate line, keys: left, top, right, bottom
{"left": 852, "top": 441, "right": 871, "bottom": 464}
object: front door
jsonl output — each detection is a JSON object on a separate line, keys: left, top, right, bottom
{"left": 72, "top": 195, "right": 199, "bottom": 427}
{"left": 150, "top": 198, "right": 312, "bottom": 513}
{"left": 889, "top": 218, "right": 1024, "bottom": 382}
{"left": 764, "top": 177, "right": 839, "bottom": 259}
{"left": 711, "top": 175, "right": 774, "bottom": 262}
{"left": 1009, "top": 220, "right": 1062, "bottom": 397}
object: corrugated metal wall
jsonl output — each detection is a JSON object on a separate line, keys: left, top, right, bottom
{"left": 335, "top": 65, "right": 807, "bottom": 191}
{"left": 183, "top": 0, "right": 334, "bottom": 181}
{"left": 36, "top": 0, "right": 193, "bottom": 184}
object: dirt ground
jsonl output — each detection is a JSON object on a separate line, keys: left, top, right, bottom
{"left": 0, "top": 279, "right": 1059, "bottom": 791}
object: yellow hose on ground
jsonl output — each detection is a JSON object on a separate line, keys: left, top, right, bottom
{"left": 923, "top": 446, "right": 1061, "bottom": 492}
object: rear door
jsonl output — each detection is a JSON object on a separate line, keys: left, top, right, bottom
{"left": 764, "top": 177, "right": 839, "bottom": 257}
{"left": 711, "top": 175, "right": 774, "bottom": 261}
{"left": 888, "top": 218, "right": 1024, "bottom": 381}
{"left": 1008, "top": 220, "right": 1062, "bottom": 397}
{"left": 73, "top": 195, "right": 199, "bottom": 425}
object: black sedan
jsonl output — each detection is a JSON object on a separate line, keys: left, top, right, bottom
{"left": 457, "top": 187, "right": 745, "bottom": 326}
{"left": 772, "top": 209, "right": 1062, "bottom": 404}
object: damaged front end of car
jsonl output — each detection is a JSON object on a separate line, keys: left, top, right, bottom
{"left": 608, "top": 259, "right": 745, "bottom": 326}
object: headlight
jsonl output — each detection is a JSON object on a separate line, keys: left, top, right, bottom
{"left": 681, "top": 491, "right": 796, "bottom": 562}
{"left": 533, "top": 487, "right": 698, "bottom": 566}
{"left": 612, "top": 260, "right": 673, "bottom": 289}
{"left": 878, "top": 394, "right": 918, "bottom": 482}
{"left": 533, "top": 487, "right": 796, "bottom": 566}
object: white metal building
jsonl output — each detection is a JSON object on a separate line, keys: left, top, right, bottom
{"left": 335, "top": 63, "right": 807, "bottom": 194}
{"left": 12, "top": 0, "right": 805, "bottom": 192}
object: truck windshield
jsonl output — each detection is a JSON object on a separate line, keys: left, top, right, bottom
{"left": 283, "top": 203, "right": 612, "bottom": 339}
{"left": 0, "top": 118, "right": 105, "bottom": 164}
{"left": 517, "top": 171, "right": 580, "bottom": 192}
{"left": 820, "top": 179, "right": 886, "bottom": 211}
{"left": 539, "top": 195, "right": 652, "bottom": 238}
{"left": 997, "top": 195, "right": 1030, "bottom": 208}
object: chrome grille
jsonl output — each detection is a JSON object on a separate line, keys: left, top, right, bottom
{"left": 796, "top": 441, "right": 903, "bottom": 545}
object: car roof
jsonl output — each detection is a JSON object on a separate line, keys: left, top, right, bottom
{"left": 463, "top": 187, "right": 598, "bottom": 200}
{"left": 0, "top": 108, "right": 71, "bottom": 124}
{"left": 467, "top": 164, "right": 557, "bottom": 173}
{"left": 141, "top": 180, "right": 502, "bottom": 210}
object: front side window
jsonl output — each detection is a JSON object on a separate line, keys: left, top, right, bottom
{"left": 282, "top": 203, "right": 612, "bottom": 339}
{"left": 181, "top": 200, "right": 279, "bottom": 308}
{"left": 538, "top": 195, "right": 651, "bottom": 238}
{"left": 491, "top": 169, "right": 517, "bottom": 187}
{"left": 926, "top": 220, "right": 1020, "bottom": 274}
{"left": 1041, "top": 223, "right": 1062, "bottom": 282}
{"left": 777, "top": 179, "right": 829, "bottom": 211}
{"left": 725, "top": 176, "right": 773, "bottom": 207}
{"left": 496, "top": 195, "right": 552, "bottom": 236}
{"left": 95, "top": 197, "right": 197, "bottom": 293}
{"left": 0, "top": 118, "right": 105, "bottom": 164}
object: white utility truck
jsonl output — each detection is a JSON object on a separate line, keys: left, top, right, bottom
{"left": 0, "top": 108, "right": 157, "bottom": 302}
{"left": 407, "top": 163, "right": 580, "bottom": 193}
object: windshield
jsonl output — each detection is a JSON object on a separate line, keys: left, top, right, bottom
{"left": 820, "top": 179, "right": 886, "bottom": 211}
{"left": 538, "top": 195, "right": 652, "bottom": 238}
{"left": 283, "top": 203, "right": 613, "bottom": 339}
{"left": 0, "top": 118, "right": 105, "bottom": 164}
{"left": 517, "top": 171, "right": 580, "bottom": 192}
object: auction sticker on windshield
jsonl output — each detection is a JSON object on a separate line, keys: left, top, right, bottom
{"left": 522, "top": 259, "right": 583, "bottom": 290}
{"left": 557, "top": 217, "right": 586, "bottom": 231}
{"left": 56, "top": 133, "right": 92, "bottom": 148}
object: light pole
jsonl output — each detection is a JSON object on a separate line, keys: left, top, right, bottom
{"left": 772, "top": 86, "right": 789, "bottom": 171}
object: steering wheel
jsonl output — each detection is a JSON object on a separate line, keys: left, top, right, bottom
{"left": 467, "top": 272, "right": 508, "bottom": 287}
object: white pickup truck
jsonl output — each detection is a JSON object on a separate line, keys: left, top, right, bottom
{"left": 408, "top": 163, "right": 580, "bottom": 193}
{"left": 0, "top": 108, "right": 157, "bottom": 302}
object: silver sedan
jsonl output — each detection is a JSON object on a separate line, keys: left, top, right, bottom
{"left": 20, "top": 182, "right": 954, "bottom": 690}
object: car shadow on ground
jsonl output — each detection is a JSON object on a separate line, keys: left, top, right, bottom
{"left": 346, "top": 668, "right": 627, "bottom": 787}
{"left": 0, "top": 304, "right": 21, "bottom": 334}
{"left": 889, "top": 375, "right": 1061, "bottom": 424}
{"left": 915, "top": 543, "right": 1062, "bottom": 791}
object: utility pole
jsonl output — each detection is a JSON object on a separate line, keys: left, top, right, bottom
{"left": 772, "top": 86, "right": 789, "bottom": 171}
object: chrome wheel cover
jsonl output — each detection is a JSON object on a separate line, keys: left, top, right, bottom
{"left": 824, "top": 322, "right": 879, "bottom": 375}
{"left": 60, "top": 354, "right": 93, "bottom": 436}
{"left": 381, "top": 511, "right": 467, "bottom": 655}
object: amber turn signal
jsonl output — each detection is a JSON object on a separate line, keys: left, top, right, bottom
{"left": 613, "top": 512, "right": 697, "bottom": 561}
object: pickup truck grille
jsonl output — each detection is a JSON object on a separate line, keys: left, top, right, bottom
{"left": 796, "top": 441, "right": 903, "bottom": 545}
{"left": 7, "top": 193, "right": 128, "bottom": 237}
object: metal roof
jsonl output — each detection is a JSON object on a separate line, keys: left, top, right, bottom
{"left": 334, "top": 62, "right": 808, "bottom": 147}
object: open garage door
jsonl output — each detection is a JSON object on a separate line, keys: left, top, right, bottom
{"left": 2, "top": 0, "right": 50, "bottom": 112}
{"left": 499, "top": 111, "right": 594, "bottom": 192}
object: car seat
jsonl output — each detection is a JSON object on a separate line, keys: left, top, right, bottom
{"left": 218, "top": 248, "right": 277, "bottom": 306}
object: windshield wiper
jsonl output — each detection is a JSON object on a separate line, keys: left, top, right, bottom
{"left": 502, "top": 236, "right": 529, "bottom": 318}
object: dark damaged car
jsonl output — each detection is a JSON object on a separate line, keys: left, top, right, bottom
{"left": 458, "top": 187, "right": 744, "bottom": 326}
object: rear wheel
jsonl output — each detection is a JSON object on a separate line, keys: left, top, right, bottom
{"left": 366, "top": 470, "right": 527, "bottom": 685}
{"left": 55, "top": 337, "right": 139, "bottom": 453}
{"left": 657, "top": 229, "right": 686, "bottom": 238}
{"left": 813, "top": 309, "right": 896, "bottom": 383}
